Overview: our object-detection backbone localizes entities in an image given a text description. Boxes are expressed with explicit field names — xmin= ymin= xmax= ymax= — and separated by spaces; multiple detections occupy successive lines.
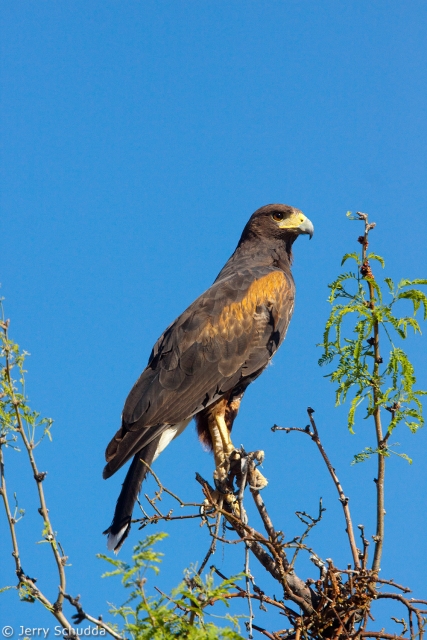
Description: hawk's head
xmin=238 ymin=204 xmax=314 ymax=257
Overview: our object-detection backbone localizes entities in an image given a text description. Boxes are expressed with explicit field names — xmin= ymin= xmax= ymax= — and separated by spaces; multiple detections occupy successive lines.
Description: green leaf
xmin=397 ymin=279 xmax=413 ymax=289
xmin=396 ymin=452 xmax=413 ymax=464
xmin=318 ymin=351 xmax=335 ymax=367
xmin=398 ymin=278 xmax=427 ymax=288
xmin=400 ymin=316 xmax=422 ymax=336
xmin=382 ymin=307 xmax=406 ymax=339
xmin=0 ymin=586 xmax=14 ymax=593
xmin=341 ymin=252 xmax=360 ymax=266
xmin=396 ymin=289 xmax=427 ymax=320
xmin=346 ymin=210 xmax=359 ymax=220
xmin=97 ymin=534 xmax=246 ymax=638
xmin=348 ymin=394 xmax=365 ymax=433
xmin=352 ymin=447 xmax=376 ymax=464
xmin=384 ymin=277 xmax=394 ymax=293
xmin=367 ymin=253 xmax=385 ymax=268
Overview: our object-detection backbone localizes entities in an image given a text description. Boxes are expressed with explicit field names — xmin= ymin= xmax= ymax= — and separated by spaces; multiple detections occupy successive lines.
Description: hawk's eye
xmin=272 ymin=212 xmax=284 ymax=221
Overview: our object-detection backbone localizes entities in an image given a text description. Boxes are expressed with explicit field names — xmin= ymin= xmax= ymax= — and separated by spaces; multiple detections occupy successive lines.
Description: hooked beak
xmin=298 ymin=216 xmax=314 ymax=239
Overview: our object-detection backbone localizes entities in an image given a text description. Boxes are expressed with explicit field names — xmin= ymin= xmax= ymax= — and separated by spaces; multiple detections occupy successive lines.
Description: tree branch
xmin=356 ymin=212 xmax=385 ymax=573
xmin=273 ymin=407 xmax=361 ymax=570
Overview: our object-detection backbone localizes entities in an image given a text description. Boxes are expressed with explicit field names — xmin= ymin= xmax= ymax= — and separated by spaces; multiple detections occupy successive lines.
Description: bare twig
xmin=153 ymin=586 xmax=190 ymax=613
xmin=360 ymin=633 xmax=407 ymax=640
xmin=250 ymin=622 xmax=279 ymax=639
xmin=129 ymin=446 xmax=426 ymax=640
xmin=0 ymin=442 xmax=22 ymax=576
xmin=1 ymin=441 xmax=79 ymax=631
xmin=211 ymin=566 xmax=300 ymax=619
xmin=358 ymin=524 xmax=370 ymax=570
xmin=195 ymin=471 xmax=317 ymax=616
xmin=290 ymin=500 xmax=325 ymax=568
xmin=137 ymin=510 xmax=209 ymax=530
xmin=140 ymin=459 xmax=205 ymax=508
xmin=375 ymin=578 xmax=411 ymax=593
xmin=249 ymin=485 xmax=277 ymax=543
xmin=273 ymin=407 xmax=361 ymax=570
xmin=0 ymin=320 xmax=74 ymax=630
xmin=245 ymin=543 xmax=254 ymax=639
xmin=62 ymin=592 xmax=124 ymax=639
xmin=0 ymin=316 xmax=123 ymax=638
xmin=197 ymin=509 xmax=222 ymax=576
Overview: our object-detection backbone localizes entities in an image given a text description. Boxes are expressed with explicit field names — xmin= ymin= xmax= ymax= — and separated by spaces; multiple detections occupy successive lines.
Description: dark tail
xmin=103 ymin=436 xmax=160 ymax=552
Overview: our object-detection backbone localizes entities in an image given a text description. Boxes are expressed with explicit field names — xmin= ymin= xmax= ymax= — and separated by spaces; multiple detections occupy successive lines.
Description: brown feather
xmin=103 ymin=203 xmax=312 ymax=550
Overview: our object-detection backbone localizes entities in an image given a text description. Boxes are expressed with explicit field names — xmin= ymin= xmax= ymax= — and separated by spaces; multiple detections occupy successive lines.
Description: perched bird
xmin=103 ymin=203 xmax=313 ymax=551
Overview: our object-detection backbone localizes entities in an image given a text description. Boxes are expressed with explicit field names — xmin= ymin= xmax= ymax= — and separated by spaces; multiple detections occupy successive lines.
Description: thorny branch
xmin=273 ymin=407 xmax=360 ymax=570
xmin=2 ymin=208 xmax=425 ymax=640
xmin=133 ymin=410 xmax=426 ymax=640
xmin=0 ymin=314 xmax=121 ymax=639
xmin=1 ymin=319 xmax=67 ymax=612
xmin=134 ymin=458 xmax=210 ymax=532
xmin=62 ymin=593 xmax=124 ymax=640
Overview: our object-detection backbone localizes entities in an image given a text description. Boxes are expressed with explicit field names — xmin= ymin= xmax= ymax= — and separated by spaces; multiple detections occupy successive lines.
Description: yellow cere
xmin=277 ymin=211 xmax=307 ymax=229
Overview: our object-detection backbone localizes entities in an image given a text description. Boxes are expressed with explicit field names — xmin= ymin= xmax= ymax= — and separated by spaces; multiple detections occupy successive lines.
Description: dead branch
xmin=273 ymin=407 xmax=360 ymax=570
xmin=0 ymin=316 xmax=125 ymax=639
xmin=62 ymin=592 xmax=124 ymax=640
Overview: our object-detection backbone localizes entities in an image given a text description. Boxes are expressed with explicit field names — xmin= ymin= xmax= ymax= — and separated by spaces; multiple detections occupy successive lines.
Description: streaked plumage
xmin=104 ymin=203 xmax=313 ymax=550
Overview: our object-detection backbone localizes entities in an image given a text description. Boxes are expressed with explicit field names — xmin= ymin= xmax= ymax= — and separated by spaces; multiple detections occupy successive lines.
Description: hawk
xmin=103 ymin=204 xmax=313 ymax=550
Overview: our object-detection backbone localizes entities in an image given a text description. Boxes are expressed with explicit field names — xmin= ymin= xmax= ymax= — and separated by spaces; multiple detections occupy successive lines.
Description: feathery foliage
xmin=98 ymin=533 xmax=245 ymax=639
xmin=318 ymin=215 xmax=427 ymax=459
xmin=2 ymin=213 xmax=426 ymax=639
xmin=0 ymin=303 xmax=53 ymax=450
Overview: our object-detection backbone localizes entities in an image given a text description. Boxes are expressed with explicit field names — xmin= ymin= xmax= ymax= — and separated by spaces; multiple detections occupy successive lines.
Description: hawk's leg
xmin=205 ymin=410 xmax=241 ymax=514
xmin=207 ymin=411 xmax=236 ymax=485
xmin=197 ymin=395 xmax=268 ymax=492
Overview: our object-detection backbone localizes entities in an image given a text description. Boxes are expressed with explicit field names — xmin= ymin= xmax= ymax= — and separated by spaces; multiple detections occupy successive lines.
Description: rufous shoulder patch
xmin=201 ymin=271 xmax=290 ymax=341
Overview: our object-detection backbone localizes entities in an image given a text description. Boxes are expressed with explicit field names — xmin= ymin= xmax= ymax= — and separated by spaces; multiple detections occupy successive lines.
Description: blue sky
xmin=1 ymin=1 xmax=426 ymax=634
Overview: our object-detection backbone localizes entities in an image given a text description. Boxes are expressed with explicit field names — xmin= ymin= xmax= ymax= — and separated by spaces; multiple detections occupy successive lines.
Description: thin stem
xmin=0 ymin=439 xmax=77 ymax=632
xmin=62 ymin=593 xmax=125 ymax=640
xmin=308 ymin=408 xmax=361 ymax=570
xmin=0 ymin=441 xmax=22 ymax=576
xmin=1 ymin=318 xmax=120 ymax=638
xmin=3 ymin=330 xmax=67 ymax=609
xmin=250 ymin=623 xmax=278 ymax=639
xmin=211 ymin=567 xmax=300 ymax=618
xmin=195 ymin=473 xmax=316 ymax=615
xmin=140 ymin=459 xmax=205 ymax=507
xmin=197 ymin=509 xmax=222 ymax=576
xmin=249 ymin=487 xmax=277 ymax=544
xmin=357 ymin=212 xmax=385 ymax=572
xmin=360 ymin=634 xmax=406 ymax=640
xmin=372 ymin=311 xmax=385 ymax=573
xmin=372 ymin=413 xmax=385 ymax=572
xmin=245 ymin=544 xmax=254 ymax=639
xmin=273 ymin=409 xmax=361 ymax=570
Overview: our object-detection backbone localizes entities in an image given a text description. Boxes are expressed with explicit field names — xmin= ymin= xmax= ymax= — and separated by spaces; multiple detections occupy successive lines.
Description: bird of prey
xmin=103 ymin=203 xmax=313 ymax=551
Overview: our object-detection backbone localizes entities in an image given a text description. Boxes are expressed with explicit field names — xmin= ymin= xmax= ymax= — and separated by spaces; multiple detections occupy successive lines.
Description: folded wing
xmin=103 ymin=267 xmax=295 ymax=478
